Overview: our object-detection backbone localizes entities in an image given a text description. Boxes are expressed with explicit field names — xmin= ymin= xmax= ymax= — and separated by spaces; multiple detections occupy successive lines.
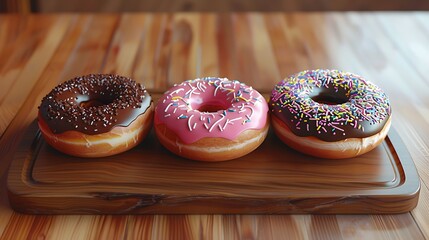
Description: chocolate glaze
xmin=39 ymin=74 xmax=152 ymax=135
xmin=270 ymin=70 xmax=391 ymax=142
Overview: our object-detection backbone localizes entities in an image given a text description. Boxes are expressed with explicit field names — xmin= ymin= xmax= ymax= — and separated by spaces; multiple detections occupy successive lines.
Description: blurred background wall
xmin=2 ymin=0 xmax=429 ymax=13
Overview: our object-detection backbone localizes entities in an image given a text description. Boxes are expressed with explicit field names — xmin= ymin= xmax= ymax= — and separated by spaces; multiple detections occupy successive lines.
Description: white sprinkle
xmin=331 ymin=124 xmax=344 ymax=131
xmin=187 ymin=82 xmax=195 ymax=90
xmin=200 ymin=82 xmax=207 ymax=91
xmin=164 ymin=103 xmax=173 ymax=112
xmin=242 ymin=106 xmax=255 ymax=118
xmin=214 ymin=85 xmax=221 ymax=96
xmin=222 ymin=119 xmax=230 ymax=130
xmin=197 ymin=81 xmax=206 ymax=92
xmin=188 ymin=115 xmax=194 ymax=131
xmin=209 ymin=115 xmax=225 ymax=132
xmin=196 ymin=81 xmax=202 ymax=91
xmin=170 ymin=88 xmax=184 ymax=95
xmin=229 ymin=117 xmax=241 ymax=123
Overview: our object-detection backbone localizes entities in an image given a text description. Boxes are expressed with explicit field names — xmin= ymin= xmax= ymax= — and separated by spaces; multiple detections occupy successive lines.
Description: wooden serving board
xmin=7 ymin=118 xmax=420 ymax=214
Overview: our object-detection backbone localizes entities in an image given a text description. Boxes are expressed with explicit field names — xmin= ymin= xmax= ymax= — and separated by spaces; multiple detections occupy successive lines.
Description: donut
xmin=154 ymin=77 xmax=269 ymax=162
xmin=38 ymin=74 xmax=154 ymax=158
xmin=270 ymin=69 xmax=392 ymax=159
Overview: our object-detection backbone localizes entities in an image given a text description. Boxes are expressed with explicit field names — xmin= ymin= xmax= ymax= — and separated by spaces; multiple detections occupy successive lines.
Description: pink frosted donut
xmin=154 ymin=77 xmax=269 ymax=161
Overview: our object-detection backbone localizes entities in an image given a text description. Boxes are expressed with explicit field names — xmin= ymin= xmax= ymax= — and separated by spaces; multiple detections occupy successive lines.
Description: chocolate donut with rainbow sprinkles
xmin=269 ymin=69 xmax=391 ymax=159
xmin=155 ymin=77 xmax=269 ymax=162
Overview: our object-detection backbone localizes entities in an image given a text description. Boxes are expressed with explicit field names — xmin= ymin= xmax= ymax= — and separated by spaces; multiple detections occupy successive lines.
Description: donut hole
xmin=311 ymin=94 xmax=349 ymax=105
xmin=198 ymin=104 xmax=226 ymax=113
xmin=191 ymin=98 xmax=229 ymax=113
xmin=79 ymin=97 xmax=116 ymax=108
xmin=309 ymin=87 xmax=349 ymax=105
xmin=80 ymin=100 xmax=105 ymax=108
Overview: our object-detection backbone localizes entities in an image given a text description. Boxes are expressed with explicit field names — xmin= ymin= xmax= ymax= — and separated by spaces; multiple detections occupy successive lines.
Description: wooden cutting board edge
xmin=6 ymin=117 xmax=421 ymax=215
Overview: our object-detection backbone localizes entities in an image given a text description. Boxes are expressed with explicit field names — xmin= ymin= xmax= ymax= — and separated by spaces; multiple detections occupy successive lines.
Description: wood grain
xmin=0 ymin=15 xmax=70 ymax=135
xmin=0 ymin=13 xmax=429 ymax=239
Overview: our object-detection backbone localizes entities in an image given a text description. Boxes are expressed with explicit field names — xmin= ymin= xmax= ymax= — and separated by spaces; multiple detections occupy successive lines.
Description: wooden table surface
xmin=0 ymin=12 xmax=428 ymax=239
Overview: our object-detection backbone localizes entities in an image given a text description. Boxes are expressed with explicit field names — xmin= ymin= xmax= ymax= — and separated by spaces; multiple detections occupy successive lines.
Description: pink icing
xmin=155 ymin=77 xmax=269 ymax=144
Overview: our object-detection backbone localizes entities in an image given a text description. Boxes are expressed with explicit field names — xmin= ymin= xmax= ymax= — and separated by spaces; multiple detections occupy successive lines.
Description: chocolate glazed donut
xmin=38 ymin=74 xmax=154 ymax=158
xmin=270 ymin=69 xmax=392 ymax=159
